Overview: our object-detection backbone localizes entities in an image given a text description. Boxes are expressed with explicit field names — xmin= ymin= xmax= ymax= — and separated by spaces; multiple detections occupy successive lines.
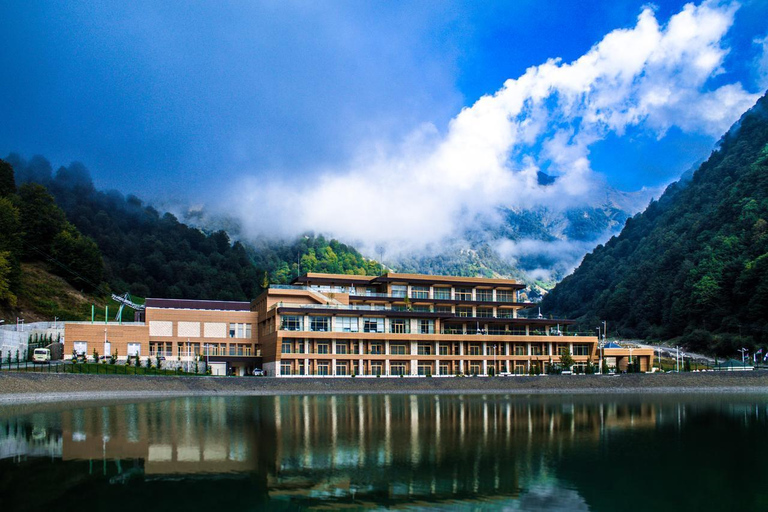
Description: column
xmin=385 ymin=358 xmax=391 ymax=375
xmin=332 ymin=339 xmax=337 ymax=355
xmin=304 ymin=358 xmax=309 ymax=376
xmin=385 ymin=340 xmax=390 ymax=355
xmin=435 ymin=360 xmax=440 ymax=376
xmin=332 ymin=358 xmax=337 ymax=376
xmin=482 ymin=359 xmax=487 ymax=375
xmin=459 ymin=359 xmax=464 ymax=374
xmin=305 ymin=338 xmax=311 ymax=354
xmin=525 ymin=325 xmax=530 ymax=335
xmin=359 ymin=358 xmax=364 ymax=376
xmin=482 ymin=341 xmax=487 ymax=356
xmin=410 ymin=341 xmax=418 ymax=356
xmin=549 ymin=342 xmax=553 ymax=357
xmin=411 ymin=359 xmax=418 ymax=375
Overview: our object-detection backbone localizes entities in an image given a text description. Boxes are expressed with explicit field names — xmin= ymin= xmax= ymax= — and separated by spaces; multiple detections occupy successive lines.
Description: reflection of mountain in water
xmin=0 ymin=395 xmax=766 ymax=510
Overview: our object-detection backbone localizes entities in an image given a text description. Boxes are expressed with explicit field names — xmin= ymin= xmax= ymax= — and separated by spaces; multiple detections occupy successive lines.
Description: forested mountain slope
xmin=541 ymin=91 xmax=768 ymax=355
xmin=3 ymin=155 xmax=380 ymax=310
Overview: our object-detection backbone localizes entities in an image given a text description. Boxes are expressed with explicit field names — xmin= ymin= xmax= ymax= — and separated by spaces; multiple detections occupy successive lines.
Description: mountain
xmin=541 ymin=91 xmax=768 ymax=355
xmin=1 ymin=154 xmax=381 ymax=320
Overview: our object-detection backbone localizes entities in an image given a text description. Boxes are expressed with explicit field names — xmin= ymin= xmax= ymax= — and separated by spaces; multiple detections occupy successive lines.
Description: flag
xmin=757 ymin=348 xmax=763 ymax=355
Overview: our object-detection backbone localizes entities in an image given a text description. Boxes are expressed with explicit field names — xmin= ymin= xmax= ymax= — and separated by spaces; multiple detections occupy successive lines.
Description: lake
xmin=1 ymin=394 xmax=767 ymax=511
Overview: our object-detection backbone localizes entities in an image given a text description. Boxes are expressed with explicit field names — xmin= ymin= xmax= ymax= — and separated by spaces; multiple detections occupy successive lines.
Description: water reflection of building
xmin=59 ymin=398 xmax=265 ymax=475
xmin=0 ymin=395 xmax=661 ymax=508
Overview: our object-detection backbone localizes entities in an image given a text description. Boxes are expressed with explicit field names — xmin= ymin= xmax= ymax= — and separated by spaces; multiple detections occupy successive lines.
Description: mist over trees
xmin=2 ymin=154 xmax=380 ymax=305
xmin=542 ymin=91 xmax=768 ymax=355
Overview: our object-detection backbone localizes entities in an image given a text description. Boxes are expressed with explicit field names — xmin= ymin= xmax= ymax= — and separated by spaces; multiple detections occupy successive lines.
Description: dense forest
xmin=0 ymin=159 xmax=103 ymax=308
xmin=542 ymin=91 xmax=768 ymax=355
xmin=1 ymin=155 xmax=380 ymax=309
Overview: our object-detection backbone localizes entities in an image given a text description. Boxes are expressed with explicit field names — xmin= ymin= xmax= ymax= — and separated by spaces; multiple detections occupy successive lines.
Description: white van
xmin=32 ymin=348 xmax=51 ymax=363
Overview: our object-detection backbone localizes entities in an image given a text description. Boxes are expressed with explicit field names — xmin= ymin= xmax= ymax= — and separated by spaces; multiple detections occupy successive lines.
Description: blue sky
xmin=1 ymin=1 xmax=767 ymax=222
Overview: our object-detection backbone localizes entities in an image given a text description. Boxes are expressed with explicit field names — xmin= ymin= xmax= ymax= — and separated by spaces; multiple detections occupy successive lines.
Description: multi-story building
xmin=65 ymin=298 xmax=259 ymax=375
xmin=254 ymin=272 xmax=601 ymax=376
xmin=65 ymin=272 xmax=651 ymax=376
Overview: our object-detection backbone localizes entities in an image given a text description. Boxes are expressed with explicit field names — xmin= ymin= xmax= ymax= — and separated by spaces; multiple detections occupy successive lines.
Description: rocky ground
xmin=1 ymin=371 xmax=768 ymax=404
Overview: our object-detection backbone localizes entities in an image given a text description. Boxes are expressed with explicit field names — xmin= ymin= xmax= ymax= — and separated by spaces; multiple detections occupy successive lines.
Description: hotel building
xmin=64 ymin=272 xmax=653 ymax=375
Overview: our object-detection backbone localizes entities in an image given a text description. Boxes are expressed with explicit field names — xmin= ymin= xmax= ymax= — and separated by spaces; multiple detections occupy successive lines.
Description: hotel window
xmin=245 ymin=324 xmax=252 ymax=338
xmin=469 ymin=363 xmax=482 ymax=375
xmin=309 ymin=316 xmax=330 ymax=332
xmin=317 ymin=363 xmax=330 ymax=376
xmin=456 ymin=306 xmax=473 ymax=317
xmin=370 ymin=344 xmax=383 ymax=354
xmin=514 ymin=344 xmax=526 ymax=355
xmin=73 ymin=342 xmax=87 ymax=355
xmin=229 ymin=323 xmax=236 ymax=337
xmin=391 ymin=285 xmax=407 ymax=297
xmin=531 ymin=345 xmax=542 ymax=355
xmin=410 ymin=286 xmax=429 ymax=299
xmin=417 ymin=344 xmax=432 ymax=355
xmin=455 ymin=287 xmax=473 ymax=301
xmin=281 ymin=363 xmax=292 ymax=375
xmin=336 ymin=363 xmax=348 ymax=376
xmin=317 ymin=343 xmax=329 ymax=354
xmin=435 ymin=305 xmax=453 ymax=313
xmin=335 ymin=316 xmax=359 ymax=333
xmin=433 ymin=287 xmax=451 ymax=300
xmin=511 ymin=327 xmax=526 ymax=335
xmin=412 ymin=305 xmax=431 ymax=312
xmin=390 ymin=363 xmax=407 ymax=376
xmin=496 ymin=290 xmax=514 ymax=302
xmin=468 ymin=344 xmax=481 ymax=355
xmin=476 ymin=289 xmax=493 ymax=301
xmin=392 ymin=304 xmax=407 ymax=311
xmin=371 ymin=362 xmax=384 ymax=376
xmin=363 ymin=317 xmax=384 ymax=333
xmin=497 ymin=309 xmax=514 ymax=319
xmin=418 ymin=319 xmax=435 ymax=334
xmin=418 ymin=364 xmax=432 ymax=376
xmin=439 ymin=363 xmax=450 ymax=375
xmin=281 ymin=316 xmax=303 ymax=331
xmin=390 ymin=319 xmax=410 ymax=334
xmin=282 ymin=342 xmax=292 ymax=354
xmin=228 ymin=323 xmax=251 ymax=338
xmin=573 ymin=344 xmax=590 ymax=356
xmin=439 ymin=344 xmax=449 ymax=356
xmin=237 ymin=324 xmax=244 ymax=338
xmin=557 ymin=344 xmax=568 ymax=355
xmin=336 ymin=343 xmax=348 ymax=355
xmin=476 ymin=307 xmax=494 ymax=318
xmin=243 ymin=345 xmax=252 ymax=356
xmin=390 ymin=344 xmax=407 ymax=355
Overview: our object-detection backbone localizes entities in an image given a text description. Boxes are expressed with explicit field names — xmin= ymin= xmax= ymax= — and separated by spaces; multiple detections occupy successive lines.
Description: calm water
xmin=1 ymin=394 xmax=767 ymax=511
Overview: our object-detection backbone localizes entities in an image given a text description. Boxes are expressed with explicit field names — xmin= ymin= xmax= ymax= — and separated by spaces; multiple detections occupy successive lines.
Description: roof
xmin=603 ymin=342 xmax=622 ymax=348
xmin=144 ymin=298 xmax=252 ymax=311
xmin=714 ymin=358 xmax=754 ymax=368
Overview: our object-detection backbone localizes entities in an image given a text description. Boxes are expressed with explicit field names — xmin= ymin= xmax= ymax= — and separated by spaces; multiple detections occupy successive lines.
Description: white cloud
xmin=232 ymin=1 xmax=758 ymax=261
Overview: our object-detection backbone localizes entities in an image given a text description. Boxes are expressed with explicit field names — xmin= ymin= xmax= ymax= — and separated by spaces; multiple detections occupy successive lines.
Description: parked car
xmin=32 ymin=348 xmax=51 ymax=363
xmin=252 ymin=368 xmax=265 ymax=376
xmin=498 ymin=371 xmax=513 ymax=377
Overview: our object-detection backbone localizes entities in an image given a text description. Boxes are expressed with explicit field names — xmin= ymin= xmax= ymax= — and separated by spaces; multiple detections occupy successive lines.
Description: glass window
xmin=390 ymin=319 xmax=410 ymax=334
xmin=309 ymin=316 xmax=330 ymax=332
xmin=497 ymin=309 xmax=514 ymax=319
xmin=435 ymin=305 xmax=453 ymax=313
xmin=370 ymin=344 xmax=383 ymax=354
xmin=390 ymin=363 xmax=407 ymax=375
xmin=391 ymin=285 xmax=407 ymax=297
xmin=317 ymin=344 xmax=329 ymax=354
xmin=456 ymin=306 xmax=473 ymax=317
xmin=418 ymin=364 xmax=432 ymax=376
xmin=417 ymin=344 xmax=432 ymax=355
xmin=281 ymin=316 xmax=303 ymax=331
xmin=418 ymin=319 xmax=434 ymax=334
xmin=336 ymin=363 xmax=348 ymax=376
xmin=468 ymin=345 xmax=481 ymax=355
xmin=391 ymin=304 xmax=407 ymax=311
xmin=476 ymin=289 xmax=493 ymax=301
xmin=237 ymin=324 xmax=244 ymax=338
xmin=363 ymin=317 xmax=384 ymax=333
xmin=515 ymin=344 xmax=526 ymax=355
xmin=439 ymin=344 xmax=449 ymax=355
xmin=336 ymin=343 xmax=348 ymax=355
xmin=410 ymin=286 xmax=429 ymax=299
xmin=281 ymin=363 xmax=292 ymax=375
xmin=245 ymin=324 xmax=252 ymax=338
xmin=282 ymin=342 xmax=292 ymax=353
xmin=390 ymin=344 xmax=407 ymax=355
xmin=229 ymin=323 xmax=236 ymax=338
xmin=476 ymin=307 xmax=494 ymax=318
xmin=412 ymin=305 xmax=431 ymax=312
xmin=433 ymin=287 xmax=451 ymax=300
xmin=455 ymin=287 xmax=473 ymax=300
xmin=574 ymin=344 xmax=590 ymax=356
xmin=317 ymin=363 xmax=330 ymax=376
xmin=335 ymin=316 xmax=359 ymax=332
xmin=496 ymin=290 xmax=515 ymax=302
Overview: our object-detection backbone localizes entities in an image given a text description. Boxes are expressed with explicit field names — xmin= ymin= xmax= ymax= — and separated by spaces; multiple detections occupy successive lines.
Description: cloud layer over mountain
xmin=234 ymin=1 xmax=759 ymax=273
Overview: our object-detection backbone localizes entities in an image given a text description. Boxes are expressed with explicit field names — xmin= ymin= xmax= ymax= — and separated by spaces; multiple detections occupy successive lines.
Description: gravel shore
xmin=1 ymin=371 xmax=768 ymax=404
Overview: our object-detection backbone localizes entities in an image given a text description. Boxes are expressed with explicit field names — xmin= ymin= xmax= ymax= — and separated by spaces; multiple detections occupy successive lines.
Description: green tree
xmin=50 ymin=224 xmax=104 ymax=290
xmin=0 ymin=251 xmax=17 ymax=306
xmin=0 ymin=159 xmax=16 ymax=197
xmin=18 ymin=183 xmax=66 ymax=256
xmin=559 ymin=349 xmax=575 ymax=371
